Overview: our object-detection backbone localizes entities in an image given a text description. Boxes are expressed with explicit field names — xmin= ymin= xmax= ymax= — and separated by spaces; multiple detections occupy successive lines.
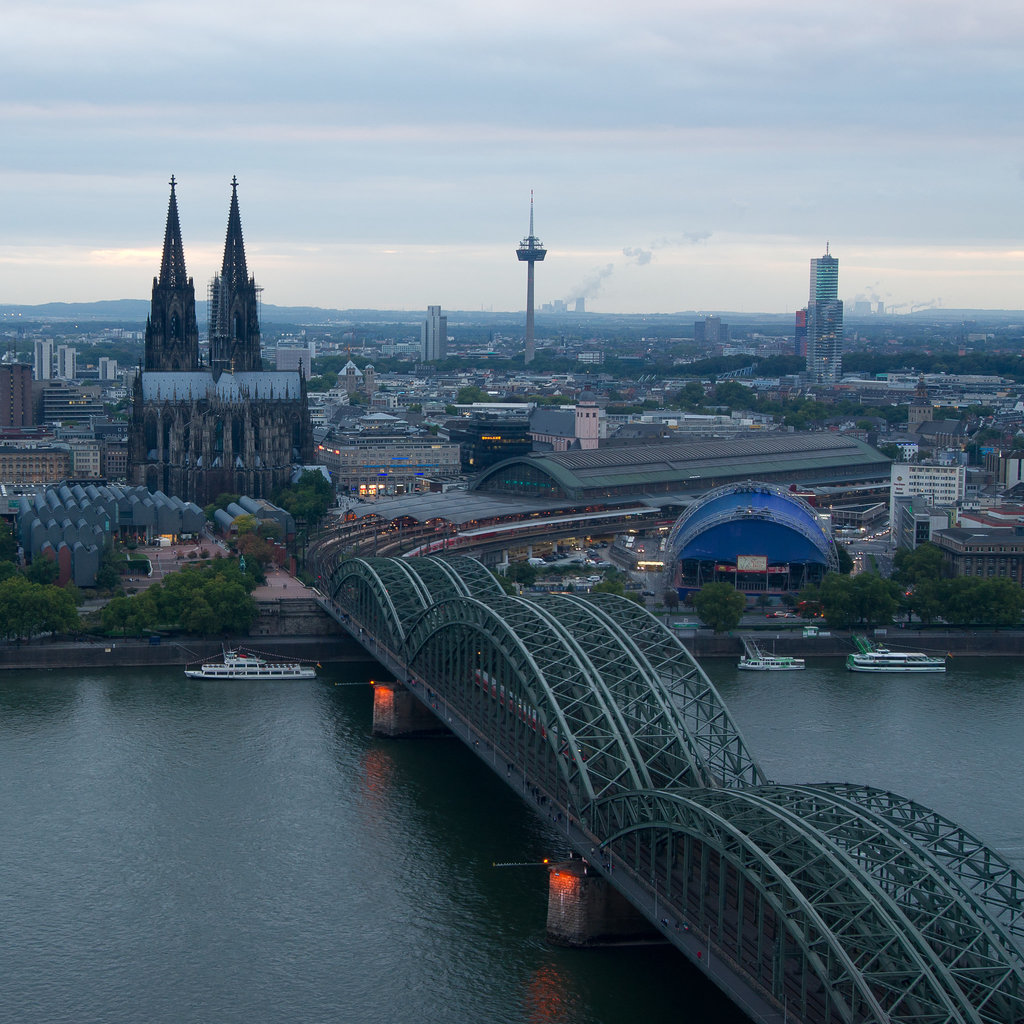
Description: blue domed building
xmin=666 ymin=481 xmax=839 ymax=596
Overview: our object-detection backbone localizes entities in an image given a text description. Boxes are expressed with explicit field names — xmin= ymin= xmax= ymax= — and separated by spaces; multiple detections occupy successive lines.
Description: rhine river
xmin=3 ymin=654 xmax=1023 ymax=1024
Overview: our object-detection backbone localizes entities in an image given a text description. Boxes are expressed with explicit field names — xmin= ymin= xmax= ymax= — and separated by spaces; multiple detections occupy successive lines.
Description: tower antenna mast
xmin=515 ymin=190 xmax=547 ymax=366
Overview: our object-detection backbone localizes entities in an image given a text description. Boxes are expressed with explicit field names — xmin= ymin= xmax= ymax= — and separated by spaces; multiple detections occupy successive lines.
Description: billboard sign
xmin=736 ymin=555 xmax=768 ymax=572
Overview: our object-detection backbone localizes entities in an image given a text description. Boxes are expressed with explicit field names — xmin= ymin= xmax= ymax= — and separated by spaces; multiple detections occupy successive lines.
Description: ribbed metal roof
xmin=474 ymin=432 xmax=890 ymax=497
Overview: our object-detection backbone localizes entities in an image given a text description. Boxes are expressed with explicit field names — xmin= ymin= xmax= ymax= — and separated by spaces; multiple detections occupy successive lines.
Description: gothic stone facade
xmin=130 ymin=178 xmax=311 ymax=506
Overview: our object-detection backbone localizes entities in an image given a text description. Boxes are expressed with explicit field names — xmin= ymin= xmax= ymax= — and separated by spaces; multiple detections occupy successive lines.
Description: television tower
xmin=515 ymin=191 xmax=546 ymax=365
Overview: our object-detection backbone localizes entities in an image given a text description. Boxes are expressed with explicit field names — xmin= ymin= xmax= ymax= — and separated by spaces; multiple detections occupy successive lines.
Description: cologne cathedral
xmin=129 ymin=177 xmax=311 ymax=506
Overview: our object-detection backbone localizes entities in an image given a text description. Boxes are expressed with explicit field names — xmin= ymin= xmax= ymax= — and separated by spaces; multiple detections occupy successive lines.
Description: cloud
xmin=623 ymin=246 xmax=653 ymax=266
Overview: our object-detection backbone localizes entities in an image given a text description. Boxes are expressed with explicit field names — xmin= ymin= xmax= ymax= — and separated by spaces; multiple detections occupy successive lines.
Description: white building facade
xmin=889 ymin=462 xmax=966 ymax=527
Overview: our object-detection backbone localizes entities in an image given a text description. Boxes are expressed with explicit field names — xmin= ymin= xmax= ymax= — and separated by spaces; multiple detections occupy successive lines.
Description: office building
xmin=421 ymin=305 xmax=447 ymax=362
xmin=794 ymin=308 xmax=807 ymax=358
xmin=56 ymin=345 xmax=77 ymax=380
xmin=0 ymin=364 xmax=34 ymax=427
xmin=694 ymin=316 xmax=729 ymax=344
xmin=33 ymin=339 xmax=53 ymax=380
xmin=98 ymin=357 xmax=118 ymax=381
xmin=889 ymin=462 xmax=966 ymax=527
xmin=805 ymin=249 xmax=843 ymax=384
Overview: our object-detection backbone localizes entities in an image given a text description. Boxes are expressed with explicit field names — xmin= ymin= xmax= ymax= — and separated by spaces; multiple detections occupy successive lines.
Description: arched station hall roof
xmin=666 ymin=480 xmax=839 ymax=570
xmin=471 ymin=432 xmax=890 ymax=503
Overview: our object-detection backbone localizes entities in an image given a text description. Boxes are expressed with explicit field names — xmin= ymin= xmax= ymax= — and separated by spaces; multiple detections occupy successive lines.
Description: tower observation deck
xmin=516 ymin=191 xmax=546 ymax=365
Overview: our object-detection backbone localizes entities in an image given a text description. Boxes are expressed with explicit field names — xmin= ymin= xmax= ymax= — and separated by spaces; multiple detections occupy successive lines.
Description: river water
xmin=2 ymin=655 xmax=1022 ymax=1024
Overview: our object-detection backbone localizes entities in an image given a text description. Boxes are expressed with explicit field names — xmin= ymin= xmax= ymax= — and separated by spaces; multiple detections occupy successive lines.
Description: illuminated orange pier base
xmin=371 ymin=682 xmax=447 ymax=738
xmin=546 ymin=860 xmax=656 ymax=947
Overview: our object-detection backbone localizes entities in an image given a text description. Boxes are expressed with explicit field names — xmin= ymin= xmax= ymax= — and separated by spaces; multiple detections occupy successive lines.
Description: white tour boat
xmin=738 ymin=636 xmax=806 ymax=671
xmin=185 ymin=649 xmax=317 ymax=680
xmin=738 ymin=652 xmax=806 ymax=672
xmin=846 ymin=637 xmax=945 ymax=674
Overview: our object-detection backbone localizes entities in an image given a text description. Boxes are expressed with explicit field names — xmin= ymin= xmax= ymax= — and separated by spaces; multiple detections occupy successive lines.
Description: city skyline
xmin=2 ymin=1 xmax=1023 ymax=315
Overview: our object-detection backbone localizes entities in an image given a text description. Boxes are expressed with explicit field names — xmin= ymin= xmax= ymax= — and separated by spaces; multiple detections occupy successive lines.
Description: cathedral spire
xmin=220 ymin=175 xmax=250 ymax=291
xmin=145 ymin=175 xmax=200 ymax=371
xmin=209 ymin=176 xmax=262 ymax=376
xmin=159 ymin=175 xmax=189 ymax=289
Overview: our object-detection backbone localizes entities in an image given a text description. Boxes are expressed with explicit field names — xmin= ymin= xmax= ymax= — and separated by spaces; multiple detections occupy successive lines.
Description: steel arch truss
xmin=582 ymin=593 xmax=764 ymax=788
xmin=333 ymin=555 xmax=763 ymax=812
xmin=326 ymin=555 xmax=1024 ymax=1024
xmin=597 ymin=786 xmax=1024 ymax=1024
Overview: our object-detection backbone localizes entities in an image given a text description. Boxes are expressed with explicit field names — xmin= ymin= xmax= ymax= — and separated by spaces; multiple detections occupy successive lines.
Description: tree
xmin=835 ymin=545 xmax=854 ymax=575
xmin=274 ymin=470 xmax=333 ymax=530
xmin=506 ymin=562 xmax=538 ymax=586
xmin=95 ymin=548 xmax=123 ymax=591
xmin=0 ymin=519 xmax=16 ymax=563
xmin=456 ymin=385 xmax=490 ymax=404
xmin=232 ymin=513 xmax=259 ymax=537
xmin=892 ymin=542 xmax=945 ymax=587
xmin=693 ymin=582 xmax=746 ymax=633
xmin=662 ymin=589 xmax=680 ymax=612
xmin=818 ymin=572 xmax=898 ymax=628
xmin=25 ymin=557 xmax=58 ymax=585
xmin=204 ymin=493 xmax=241 ymax=522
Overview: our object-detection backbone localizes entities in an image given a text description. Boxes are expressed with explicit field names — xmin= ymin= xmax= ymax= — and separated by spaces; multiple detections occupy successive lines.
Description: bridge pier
xmin=546 ymin=860 xmax=658 ymax=947
xmin=371 ymin=682 xmax=447 ymax=738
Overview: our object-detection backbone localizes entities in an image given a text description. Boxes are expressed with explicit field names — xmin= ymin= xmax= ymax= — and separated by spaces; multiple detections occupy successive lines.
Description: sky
xmin=2 ymin=0 xmax=1024 ymax=315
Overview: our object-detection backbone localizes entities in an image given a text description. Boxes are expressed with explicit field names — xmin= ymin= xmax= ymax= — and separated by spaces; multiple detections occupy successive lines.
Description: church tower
xmin=908 ymin=375 xmax=933 ymax=429
xmin=209 ymin=177 xmax=263 ymax=376
xmin=144 ymin=177 xmax=200 ymax=371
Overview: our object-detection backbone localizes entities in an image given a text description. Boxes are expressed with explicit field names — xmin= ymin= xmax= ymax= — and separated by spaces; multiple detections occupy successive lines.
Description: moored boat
xmin=738 ymin=653 xmax=806 ymax=671
xmin=185 ymin=649 xmax=317 ymax=680
xmin=846 ymin=636 xmax=945 ymax=673
xmin=738 ymin=636 xmax=805 ymax=671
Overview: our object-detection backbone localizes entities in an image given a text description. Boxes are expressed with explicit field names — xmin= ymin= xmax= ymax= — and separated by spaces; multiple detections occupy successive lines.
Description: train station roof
xmin=472 ymin=432 xmax=891 ymax=502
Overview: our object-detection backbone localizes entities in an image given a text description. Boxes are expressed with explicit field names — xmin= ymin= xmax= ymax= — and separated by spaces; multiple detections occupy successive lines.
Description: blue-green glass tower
xmin=806 ymin=247 xmax=843 ymax=384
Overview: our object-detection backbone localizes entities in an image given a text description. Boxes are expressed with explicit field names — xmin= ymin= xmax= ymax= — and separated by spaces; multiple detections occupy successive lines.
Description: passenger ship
xmin=846 ymin=636 xmax=945 ymax=674
xmin=185 ymin=649 xmax=317 ymax=680
xmin=738 ymin=637 xmax=805 ymax=671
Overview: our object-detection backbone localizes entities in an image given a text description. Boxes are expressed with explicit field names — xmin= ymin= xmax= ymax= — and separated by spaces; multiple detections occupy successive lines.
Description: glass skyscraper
xmin=806 ymin=250 xmax=843 ymax=384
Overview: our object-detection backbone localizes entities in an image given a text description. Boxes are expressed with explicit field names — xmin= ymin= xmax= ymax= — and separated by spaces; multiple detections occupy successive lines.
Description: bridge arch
xmin=596 ymin=786 xmax=1024 ymax=1024
xmin=319 ymin=554 xmax=1024 ymax=1023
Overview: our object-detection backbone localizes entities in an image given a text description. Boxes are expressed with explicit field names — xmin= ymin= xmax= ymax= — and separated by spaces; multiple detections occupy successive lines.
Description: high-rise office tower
xmin=56 ymin=345 xmax=77 ymax=380
xmin=421 ymin=305 xmax=447 ymax=362
xmin=33 ymin=339 xmax=53 ymax=380
xmin=806 ymin=248 xmax=843 ymax=384
xmin=794 ymin=308 xmax=807 ymax=358
xmin=98 ymin=357 xmax=118 ymax=381
xmin=694 ymin=316 xmax=729 ymax=344
xmin=0 ymin=364 xmax=33 ymax=426
xmin=515 ymin=192 xmax=546 ymax=365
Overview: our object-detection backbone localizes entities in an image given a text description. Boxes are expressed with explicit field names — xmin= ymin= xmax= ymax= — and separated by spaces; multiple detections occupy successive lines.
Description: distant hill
xmin=1 ymin=300 xmax=1022 ymax=329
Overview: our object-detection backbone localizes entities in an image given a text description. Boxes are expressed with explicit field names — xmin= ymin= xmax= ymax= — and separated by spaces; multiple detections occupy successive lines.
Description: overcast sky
xmin=2 ymin=0 xmax=1023 ymax=315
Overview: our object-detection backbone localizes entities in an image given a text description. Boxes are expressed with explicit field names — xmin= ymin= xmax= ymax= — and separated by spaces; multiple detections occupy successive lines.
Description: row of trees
xmin=101 ymin=557 xmax=258 ymax=636
xmin=681 ymin=547 xmax=1024 ymax=633
xmin=0 ymin=576 xmax=80 ymax=641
